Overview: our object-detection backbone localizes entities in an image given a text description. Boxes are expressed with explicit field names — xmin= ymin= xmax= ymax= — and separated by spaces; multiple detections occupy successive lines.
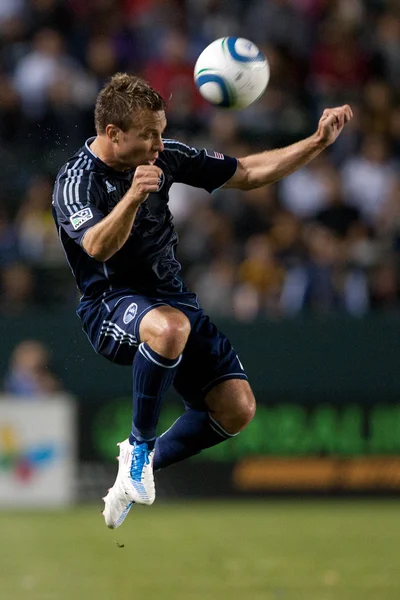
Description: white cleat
xmin=102 ymin=439 xmax=155 ymax=529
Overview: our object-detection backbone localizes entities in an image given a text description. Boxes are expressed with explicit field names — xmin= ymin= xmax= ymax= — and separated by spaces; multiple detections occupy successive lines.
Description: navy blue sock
xmin=129 ymin=342 xmax=181 ymax=449
xmin=153 ymin=409 xmax=238 ymax=470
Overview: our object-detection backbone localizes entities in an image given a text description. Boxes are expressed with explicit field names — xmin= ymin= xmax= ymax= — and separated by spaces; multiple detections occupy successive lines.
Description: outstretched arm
xmin=223 ymin=105 xmax=353 ymax=191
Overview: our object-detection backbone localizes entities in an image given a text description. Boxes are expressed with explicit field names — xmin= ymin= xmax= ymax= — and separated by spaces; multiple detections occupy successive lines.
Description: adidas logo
xmin=105 ymin=180 xmax=117 ymax=193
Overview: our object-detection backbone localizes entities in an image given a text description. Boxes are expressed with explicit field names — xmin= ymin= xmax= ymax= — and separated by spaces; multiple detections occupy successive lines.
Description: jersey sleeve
xmin=161 ymin=140 xmax=237 ymax=193
xmin=52 ymin=167 xmax=105 ymax=247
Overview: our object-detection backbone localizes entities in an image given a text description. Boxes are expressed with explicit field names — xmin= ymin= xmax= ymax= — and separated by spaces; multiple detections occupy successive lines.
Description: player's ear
xmin=105 ymin=124 xmax=120 ymax=144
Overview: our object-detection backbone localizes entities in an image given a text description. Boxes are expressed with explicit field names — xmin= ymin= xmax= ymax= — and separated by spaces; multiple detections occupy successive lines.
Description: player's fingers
xmin=321 ymin=108 xmax=341 ymax=127
xmin=320 ymin=113 xmax=338 ymax=128
xmin=133 ymin=169 xmax=162 ymax=187
xmin=334 ymin=112 xmax=344 ymax=128
xmin=334 ymin=105 xmax=353 ymax=125
xmin=135 ymin=165 xmax=163 ymax=178
xmin=137 ymin=170 xmax=160 ymax=181
xmin=342 ymin=104 xmax=353 ymax=122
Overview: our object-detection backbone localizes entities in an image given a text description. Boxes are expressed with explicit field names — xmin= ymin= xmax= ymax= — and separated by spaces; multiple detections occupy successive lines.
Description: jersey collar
xmin=84 ymin=137 xmax=134 ymax=179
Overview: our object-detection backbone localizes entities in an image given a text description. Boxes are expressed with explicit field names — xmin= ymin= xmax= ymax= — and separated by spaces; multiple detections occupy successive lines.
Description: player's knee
xmin=145 ymin=310 xmax=190 ymax=356
xmin=160 ymin=313 xmax=191 ymax=346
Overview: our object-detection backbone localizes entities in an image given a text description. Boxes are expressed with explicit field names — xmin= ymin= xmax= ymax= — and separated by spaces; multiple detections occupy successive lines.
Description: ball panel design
xmin=195 ymin=73 xmax=234 ymax=107
xmin=194 ymin=37 xmax=270 ymax=109
xmin=224 ymin=37 xmax=265 ymax=63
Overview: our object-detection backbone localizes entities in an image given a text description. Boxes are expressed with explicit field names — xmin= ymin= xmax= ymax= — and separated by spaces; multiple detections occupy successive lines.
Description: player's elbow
xmin=82 ymin=234 xmax=113 ymax=262
xmin=87 ymin=246 xmax=113 ymax=262
xmin=89 ymin=248 xmax=111 ymax=262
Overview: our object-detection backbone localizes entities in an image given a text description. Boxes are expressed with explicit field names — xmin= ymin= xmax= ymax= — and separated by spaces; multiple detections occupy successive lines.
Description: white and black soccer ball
xmin=194 ymin=37 xmax=270 ymax=110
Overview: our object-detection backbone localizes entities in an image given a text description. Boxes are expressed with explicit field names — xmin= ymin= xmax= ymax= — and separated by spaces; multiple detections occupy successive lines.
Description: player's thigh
xmin=205 ymin=378 xmax=256 ymax=432
xmin=94 ymin=293 xmax=169 ymax=365
xmin=172 ymin=310 xmax=248 ymax=409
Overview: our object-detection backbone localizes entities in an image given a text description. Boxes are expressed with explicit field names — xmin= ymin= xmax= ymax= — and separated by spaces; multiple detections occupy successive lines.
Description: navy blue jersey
xmin=52 ymin=138 xmax=237 ymax=299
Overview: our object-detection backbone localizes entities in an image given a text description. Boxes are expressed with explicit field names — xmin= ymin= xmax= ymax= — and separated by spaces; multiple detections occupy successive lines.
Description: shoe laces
xmin=130 ymin=443 xmax=150 ymax=482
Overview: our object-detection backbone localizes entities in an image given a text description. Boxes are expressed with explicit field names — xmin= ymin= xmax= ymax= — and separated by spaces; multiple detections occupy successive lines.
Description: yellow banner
xmin=233 ymin=457 xmax=400 ymax=490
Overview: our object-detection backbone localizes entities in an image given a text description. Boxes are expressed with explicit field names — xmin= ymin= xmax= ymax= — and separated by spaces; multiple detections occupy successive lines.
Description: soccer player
xmin=52 ymin=73 xmax=352 ymax=528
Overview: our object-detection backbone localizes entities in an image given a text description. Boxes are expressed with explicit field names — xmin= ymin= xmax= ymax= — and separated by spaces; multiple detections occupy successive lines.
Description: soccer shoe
xmin=102 ymin=486 xmax=134 ymax=530
xmin=102 ymin=439 xmax=155 ymax=529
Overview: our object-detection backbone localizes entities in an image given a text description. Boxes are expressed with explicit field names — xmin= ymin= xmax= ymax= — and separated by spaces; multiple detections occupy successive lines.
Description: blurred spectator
xmin=340 ymin=133 xmax=398 ymax=225
xmin=3 ymin=339 xmax=62 ymax=396
xmin=361 ymin=79 xmax=394 ymax=136
xmin=238 ymin=234 xmax=285 ymax=318
xmin=13 ymin=27 xmax=92 ymax=120
xmin=14 ymin=28 xmax=68 ymax=118
xmin=373 ymin=10 xmax=400 ymax=93
xmin=281 ymin=224 xmax=369 ymax=316
xmin=0 ymin=207 xmax=20 ymax=267
xmin=309 ymin=18 xmax=370 ymax=109
xmin=26 ymin=0 xmax=74 ymax=36
xmin=369 ymin=260 xmax=400 ymax=312
xmin=0 ymin=0 xmax=399 ymax=319
xmin=15 ymin=174 xmax=62 ymax=265
xmin=0 ymin=0 xmax=25 ymax=25
xmin=0 ymin=263 xmax=38 ymax=315
xmin=143 ymin=28 xmax=202 ymax=131
xmin=268 ymin=209 xmax=304 ymax=268
xmin=245 ymin=0 xmax=312 ymax=59
xmin=0 ymin=74 xmax=24 ymax=145
xmin=192 ymin=256 xmax=236 ymax=317
xmin=187 ymin=0 xmax=242 ymax=43
xmin=313 ymin=166 xmax=362 ymax=238
xmin=279 ymin=156 xmax=333 ymax=219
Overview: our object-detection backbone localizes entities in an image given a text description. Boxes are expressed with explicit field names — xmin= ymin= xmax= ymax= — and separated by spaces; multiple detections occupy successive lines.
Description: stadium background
xmin=0 ymin=1 xmax=400 ymax=599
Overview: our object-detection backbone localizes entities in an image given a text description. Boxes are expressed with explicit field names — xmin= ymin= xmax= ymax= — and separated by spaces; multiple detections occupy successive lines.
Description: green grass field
xmin=0 ymin=500 xmax=399 ymax=600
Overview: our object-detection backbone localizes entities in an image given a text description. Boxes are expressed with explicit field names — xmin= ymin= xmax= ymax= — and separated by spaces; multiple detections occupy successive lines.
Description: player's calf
xmin=206 ymin=379 xmax=256 ymax=434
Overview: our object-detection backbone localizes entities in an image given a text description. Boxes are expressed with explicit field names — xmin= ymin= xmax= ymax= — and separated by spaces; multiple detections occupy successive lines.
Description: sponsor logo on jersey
xmin=157 ymin=171 xmax=165 ymax=191
xmin=205 ymin=149 xmax=224 ymax=160
xmin=105 ymin=180 xmax=117 ymax=193
xmin=123 ymin=302 xmax=138 ymax=324
xmin=70 ymin=207 xmax=93 ymax=230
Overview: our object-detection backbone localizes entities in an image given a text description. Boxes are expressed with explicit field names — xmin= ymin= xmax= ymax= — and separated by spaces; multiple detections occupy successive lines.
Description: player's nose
xmin=153 ymin=136 xmax=164 ymax=153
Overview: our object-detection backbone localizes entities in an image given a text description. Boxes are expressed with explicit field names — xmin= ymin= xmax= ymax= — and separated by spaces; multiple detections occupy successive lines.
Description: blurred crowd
xmin=0 ymin=0 xmax=400 ymax=320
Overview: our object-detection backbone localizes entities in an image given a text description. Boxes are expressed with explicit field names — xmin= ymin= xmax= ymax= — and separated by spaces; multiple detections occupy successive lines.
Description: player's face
xmin=115 ymin=110 xmax=167 ymax=169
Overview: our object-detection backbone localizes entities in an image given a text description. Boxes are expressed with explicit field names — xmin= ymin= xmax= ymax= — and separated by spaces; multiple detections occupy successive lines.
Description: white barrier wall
xmin=0 ymin=395 xmax=77 ymax=508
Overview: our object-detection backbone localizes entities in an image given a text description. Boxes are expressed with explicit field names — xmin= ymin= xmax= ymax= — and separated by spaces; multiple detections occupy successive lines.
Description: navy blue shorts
xmin=77 ymin=290 xmax=248 ymax=410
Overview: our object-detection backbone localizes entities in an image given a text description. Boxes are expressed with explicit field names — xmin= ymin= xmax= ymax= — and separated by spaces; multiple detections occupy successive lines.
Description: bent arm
xmin=223 ymin=104 xmax=353 ymax=191
xmin=82 ymin=193 xmax=141 ymax=262
xmin=82 ymin=164 xmax=162 ymax=262
xmin=225 ymin=134 xmax=324 ymax=190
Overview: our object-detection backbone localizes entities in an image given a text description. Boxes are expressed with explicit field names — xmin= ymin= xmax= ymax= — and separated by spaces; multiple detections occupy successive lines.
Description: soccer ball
xmin=194 ymin=37 xmax=270 ymax=110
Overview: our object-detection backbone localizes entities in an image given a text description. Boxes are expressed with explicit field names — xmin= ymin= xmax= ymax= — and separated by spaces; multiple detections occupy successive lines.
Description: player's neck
xmin=89 ymin=137 xmax=123 ymax=171
xmin=89 ymin=137 xmax=111 ymax=165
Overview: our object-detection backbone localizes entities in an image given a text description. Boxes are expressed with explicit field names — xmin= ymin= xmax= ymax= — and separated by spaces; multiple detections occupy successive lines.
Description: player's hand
xmin=316 ymin=105 xmax=353 ymax=147
xmin=129 ymin=165 xmax=163 ymax=204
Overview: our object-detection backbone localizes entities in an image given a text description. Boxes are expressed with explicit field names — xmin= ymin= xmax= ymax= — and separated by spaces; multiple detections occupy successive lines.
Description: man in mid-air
xmin=52 ymin=72 xmax=352 ymax=528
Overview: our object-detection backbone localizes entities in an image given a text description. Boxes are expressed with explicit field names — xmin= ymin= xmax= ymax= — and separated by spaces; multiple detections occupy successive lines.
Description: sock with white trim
xmin=129 ymin=342 xmax=181 ymax=449
xmin=153 ymin=409 xmax=238 ymax=470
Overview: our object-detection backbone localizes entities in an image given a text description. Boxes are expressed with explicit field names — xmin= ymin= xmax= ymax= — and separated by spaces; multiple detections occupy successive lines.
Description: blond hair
xmin=94 ymin=73 xmax=166 ymax=134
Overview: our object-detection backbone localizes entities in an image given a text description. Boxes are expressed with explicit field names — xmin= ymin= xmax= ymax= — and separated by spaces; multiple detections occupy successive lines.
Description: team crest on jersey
xmin=123 ymin=302 xmax=138 ymax=324
xmin=157 ymin=171 xmax=165 ymax=191
xmin=70 ymin=207 xmax=93 ymax=230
